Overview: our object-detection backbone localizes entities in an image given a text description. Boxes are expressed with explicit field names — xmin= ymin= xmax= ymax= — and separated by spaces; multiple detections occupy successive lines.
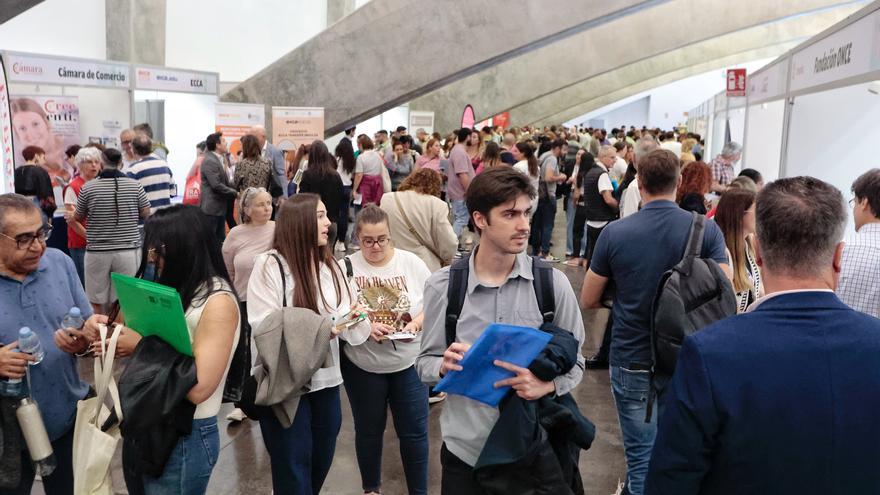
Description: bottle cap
xmin=69 ymin=307 xmax=81 ymax=317
xmin=19 ymin=327 xmax=32 ymax=337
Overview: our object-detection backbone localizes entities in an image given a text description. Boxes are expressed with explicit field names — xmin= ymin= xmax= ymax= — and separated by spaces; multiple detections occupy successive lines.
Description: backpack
xmin=649 ymin=213 xmax=736 ymax=393
xmin=445 ymin=255 xmax=555 ymax=347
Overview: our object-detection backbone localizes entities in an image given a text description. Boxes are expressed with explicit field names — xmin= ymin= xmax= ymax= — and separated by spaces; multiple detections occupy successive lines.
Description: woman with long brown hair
xmin=247 ymin=193 xmax=370 ymax=494
xmin=714 ymin=188 xmax=763 ymax=313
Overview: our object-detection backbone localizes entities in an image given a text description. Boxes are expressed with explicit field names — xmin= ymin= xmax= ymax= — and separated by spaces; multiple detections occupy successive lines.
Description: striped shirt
xmin=127 ymin=157 xmax=173 ymax=213
xmin=837 ymin=223 xmax=880 ymax=318
xmin=75 ymin=174 xmax=149 ymax=251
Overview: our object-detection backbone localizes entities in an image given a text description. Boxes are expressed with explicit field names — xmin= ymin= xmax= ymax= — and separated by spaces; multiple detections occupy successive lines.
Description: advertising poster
xmin=271 ymin=107 xmax=324 ymax=151
xmin=215 ymin=102 xmax=265 ymax=157
xmin=0 ymin=55 xmax=14 ymax=194
xmin=10 ymin=95 xmax=80 ymax=174
xmin=408 ymin=110 xmax=435 ymax=135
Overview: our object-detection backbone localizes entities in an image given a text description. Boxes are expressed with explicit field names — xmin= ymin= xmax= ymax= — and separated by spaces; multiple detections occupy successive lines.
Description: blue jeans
xmin=450 ymin=199 xmax=469 ymax=239
xmin=259 ymin=386 xmax=342 ymax=495
xmin=141 ymin=416 xmax=219 ymax=495
xmin=532 ymin=196 xmax=557 ymax=255
xmin=341 ymin=353 xmax=429 ymax=495
xmin=610 ymin=366 xmax=661 ymax=495
xmin=69 ymin=248 xmax=86 ymax=287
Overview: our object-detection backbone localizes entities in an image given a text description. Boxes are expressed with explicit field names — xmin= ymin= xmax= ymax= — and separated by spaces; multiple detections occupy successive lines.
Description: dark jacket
xmin=678 ymin=192 xmax=707 ymax=215
xmin=119 ymin=336 xmax=197 ymax=481
xmin=647 ymin=292 xmax=880 ymax=494
xmin=199 ymin=151 xmax=237 ymax=217
xmin=474 ymin=323 xmax=595 ymax=495
xmin=298 ymin=169 xmax=344 ymax=224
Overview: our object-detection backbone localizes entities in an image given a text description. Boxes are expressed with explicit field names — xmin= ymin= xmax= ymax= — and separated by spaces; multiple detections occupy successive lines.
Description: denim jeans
xmin=341 ymin=353 xmax=429 ymax=495
xmin=141 ymin=416 xmax=219 ymax=495
xmin=532 ymin=196 xmax=557 ymax=255
xmin=69 ymin=247 xmax=86 ymax=287
xmin=610 ymin=366 xmax=661 ymax=495
xmin=451 ymin=199 xmax=469 ymax=239
xmin=259 ymin=386 xmax=342 ymax=495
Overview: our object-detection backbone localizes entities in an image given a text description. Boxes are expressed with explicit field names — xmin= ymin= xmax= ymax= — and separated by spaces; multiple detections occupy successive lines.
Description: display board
xmin=215 ymin=102 xmax=265 ymax=156
xmin=409 ymin=110 xmax=434 ymax=134
xmin=134 ymin=66 xmax=218 ymax=94
xmin=10 ymin=95 xmax=80 ymax=170
xmin=0 ymin=55 xmax=13 ymax=194
xmin=272 ymin=106 xmax=324 ymax=151
xmin=4 ymin=52 xmax=129 ymax=89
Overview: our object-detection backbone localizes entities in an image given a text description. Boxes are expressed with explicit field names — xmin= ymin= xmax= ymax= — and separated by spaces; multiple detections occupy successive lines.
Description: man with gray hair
xmin=648 ymin=176 xmax=880 ymax=493
xmin=709 ymin=141 xmax=742 ymax=193
xmin=619 ymin=134 xmax=659 ymax=218
xmin=250 ymin=125 xmax=287 ymax=199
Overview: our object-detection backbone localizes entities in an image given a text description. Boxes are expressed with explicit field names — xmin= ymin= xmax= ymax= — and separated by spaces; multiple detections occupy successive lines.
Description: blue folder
xmin=434 ymin=324 xmax=551 ymax=407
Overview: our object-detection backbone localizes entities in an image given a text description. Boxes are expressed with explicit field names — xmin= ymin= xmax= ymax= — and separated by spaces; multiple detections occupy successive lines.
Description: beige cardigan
xmin=380 ymin=191 xmax=458 ymax=272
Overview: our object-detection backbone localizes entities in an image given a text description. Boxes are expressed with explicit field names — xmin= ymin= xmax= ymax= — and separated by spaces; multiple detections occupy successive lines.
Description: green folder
xmin=111 ymin=272 xmax=193 ymax=356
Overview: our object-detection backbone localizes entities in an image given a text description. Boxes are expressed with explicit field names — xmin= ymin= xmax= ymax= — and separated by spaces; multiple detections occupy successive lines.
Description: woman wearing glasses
xmin=341 ymin=205 xmax=432 ymax=495
xmin=73 ymin=148 xmax=151 ymax=314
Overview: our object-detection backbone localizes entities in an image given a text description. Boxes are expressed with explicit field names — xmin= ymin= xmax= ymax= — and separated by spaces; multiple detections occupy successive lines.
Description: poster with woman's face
xmin=11 ymin=96 xmax=80 ymax=173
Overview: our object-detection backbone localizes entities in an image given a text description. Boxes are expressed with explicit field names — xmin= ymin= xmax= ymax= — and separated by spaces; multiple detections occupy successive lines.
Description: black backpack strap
xmin=270 ymin=253 xmax=287 ymax=307
xmin=678 ymin=212 xmax=706 ymax=276
xmin=343 ymin=256 xmax=353 ymax=280
xmin=445 ymin=255 xmax=471 ymax=348
xmin=531 ymin=256 xmax=556 ymax=324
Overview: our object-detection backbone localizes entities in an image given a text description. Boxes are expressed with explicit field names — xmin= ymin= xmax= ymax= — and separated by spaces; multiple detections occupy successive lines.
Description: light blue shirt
xmin=0 ymin=248 xmax=92 ymax=440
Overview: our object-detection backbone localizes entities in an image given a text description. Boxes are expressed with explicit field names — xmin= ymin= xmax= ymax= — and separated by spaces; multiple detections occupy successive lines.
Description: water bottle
xmin=16 ymin=397 xmax=57 ymax=476
xmin=0 ymin=349 xmax=27 ymax=398
xmin=18 ymin=327 xmax=44 ymax=365
xmin=61 ymin=307 xmax=85 ymax=331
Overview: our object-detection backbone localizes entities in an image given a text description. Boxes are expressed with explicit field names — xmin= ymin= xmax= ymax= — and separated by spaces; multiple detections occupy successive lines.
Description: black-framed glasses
xmin=848 ymin=197 xmax=857 ymax=207
xmin=0 ymin=226 xmax=52 ymax=250
xmin=360 ymin=237 xmax=391 ymax=248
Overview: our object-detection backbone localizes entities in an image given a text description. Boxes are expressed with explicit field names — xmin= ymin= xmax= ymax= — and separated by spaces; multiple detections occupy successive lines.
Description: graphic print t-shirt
xmin=344 ymin=249 xmax=432 ymax=374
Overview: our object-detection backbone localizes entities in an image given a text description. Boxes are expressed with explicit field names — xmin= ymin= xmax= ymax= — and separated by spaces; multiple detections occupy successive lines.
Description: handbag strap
xmin=91 ymin=323 xmax=121 ymax=425
xmin=270 ymin=253 xmax=288 ymax=307
xmin=393 ymin=193 xmax=448 ymax=266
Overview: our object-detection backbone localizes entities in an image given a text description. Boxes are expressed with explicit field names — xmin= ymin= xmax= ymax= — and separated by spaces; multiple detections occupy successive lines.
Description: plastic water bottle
xmin=18 ymin=327 xmax=44 ymax=365
xmin=0 ymin=349 xmax=27 ymax=398
xmin=61 ymin=307 xmax=85 ymax=331
xmin=16 ymin=397 xmax=56 ymax=476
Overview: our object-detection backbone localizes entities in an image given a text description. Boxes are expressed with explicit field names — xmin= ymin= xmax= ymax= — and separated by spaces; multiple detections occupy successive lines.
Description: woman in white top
xmin=108 ymin=205 xmax=240 ymax=494
xmin=341 ymin=205 xmax=432 ymax=495
xmin=335 ymin=138 xmax=357 ymax=251
xmin=353 ymin=135 xmax=386 ymax=207
xmin=247 ymin=193 xmax=370 ymax=495
xmin=512 ymin=141 xmax=540 ymax=213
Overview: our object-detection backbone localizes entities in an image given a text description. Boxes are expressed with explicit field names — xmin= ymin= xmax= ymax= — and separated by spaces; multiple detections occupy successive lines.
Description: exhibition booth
xmin=688 ymin=0 xmax=880 ymax=238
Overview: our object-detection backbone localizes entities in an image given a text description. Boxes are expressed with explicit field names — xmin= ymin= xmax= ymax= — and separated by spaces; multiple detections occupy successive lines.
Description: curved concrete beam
xmin=534 ymin=43 xmax=798 ymax=127
xmin=411 ymin=0 xmax=862 ymax=132
xmin=509 ymin=5 xmax=858 ymax=126
xmin=220 ymin=0 xmax=662 ymax=135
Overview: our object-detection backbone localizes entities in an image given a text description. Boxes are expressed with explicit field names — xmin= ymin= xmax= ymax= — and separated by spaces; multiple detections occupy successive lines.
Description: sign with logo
xmin=408 ymin=111 xmax=434 ymax=135
xmin=726 ymin=68 xmax=747 ymax=97
xmin=215 ymin=102 xmax=266 ymax=156
xmin=134 ymin=66 xmax=218 ymax=94
xmin=0 ymin=55 xmax=14 ymax=194
xmin=5 ymin=53 xmax=129 ymax=88
xmin=10 ymin=95 xmax=80 ymax=171
xmin=492 ymin=111 xmax=510 ymax=129
xmin=271 ymin=107 xmax=324 ymax=151
xmin=748 ymin=61 xmax=788 ymax=103
xmin=789 ymin=9 xmax=879 ymax=93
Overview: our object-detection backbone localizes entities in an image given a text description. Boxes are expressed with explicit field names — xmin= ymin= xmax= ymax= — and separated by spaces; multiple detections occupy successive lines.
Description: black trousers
xmin=571 ymin=206 xmax=607 ymax=263
xmin=441 ymin=444 xmax=485 ymax=495
xmin=0 ymin=425 xmax=75 ymax=495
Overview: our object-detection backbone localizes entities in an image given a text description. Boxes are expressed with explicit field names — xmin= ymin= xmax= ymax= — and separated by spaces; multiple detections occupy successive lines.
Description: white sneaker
xmin=429 ymin=392 xmax=447 ymax=404
xmin=226 ymin=407 xmax=248 ymax=422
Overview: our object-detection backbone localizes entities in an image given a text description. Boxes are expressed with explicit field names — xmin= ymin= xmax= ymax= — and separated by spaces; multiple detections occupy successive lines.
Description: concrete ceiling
xmin=0 ymin=0 xmax=43 ymax=25
xmin=221 ymin=0 xmax=663 ymax=134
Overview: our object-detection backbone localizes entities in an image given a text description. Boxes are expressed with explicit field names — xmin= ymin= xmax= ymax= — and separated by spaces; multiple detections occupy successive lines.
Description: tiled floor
xmin=38 ymin=203 xmax=626 ymax=494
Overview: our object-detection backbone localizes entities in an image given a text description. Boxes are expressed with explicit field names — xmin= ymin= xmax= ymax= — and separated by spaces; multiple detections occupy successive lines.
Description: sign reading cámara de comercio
xmin=5 ymin=53 xmax=129 ymax=88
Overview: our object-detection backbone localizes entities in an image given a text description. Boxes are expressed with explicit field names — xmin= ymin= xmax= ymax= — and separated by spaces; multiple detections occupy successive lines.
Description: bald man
xmin=250 ymin=125 xmax=287 ymax=198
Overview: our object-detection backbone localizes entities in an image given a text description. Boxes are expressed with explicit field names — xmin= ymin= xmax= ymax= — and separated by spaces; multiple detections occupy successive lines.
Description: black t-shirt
xmin=298 ymin=169 xmax=344 ymax=223
xmin=14 ymin=165 xmax=55 ymax=218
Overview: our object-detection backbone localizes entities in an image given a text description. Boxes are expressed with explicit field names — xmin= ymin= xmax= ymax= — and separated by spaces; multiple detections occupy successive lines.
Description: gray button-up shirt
xmin=416 ymin=252 xmax=585 ymax=466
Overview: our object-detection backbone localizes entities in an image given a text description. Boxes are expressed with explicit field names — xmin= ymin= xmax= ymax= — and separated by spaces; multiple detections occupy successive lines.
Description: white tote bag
xmin=72 ymin=324 xmax=122 ymax=495
xmin=380 ymin=162 xmax=393 ymax=193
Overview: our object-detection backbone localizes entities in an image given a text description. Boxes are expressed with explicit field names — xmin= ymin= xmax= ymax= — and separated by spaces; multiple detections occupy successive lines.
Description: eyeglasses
xmin=360 ymin=237 xmax=390 ymax=248
xmin=0 ymin=226 xmax=52 ymax=250
xmin=848 ymin=197 xmax=858 ymax=207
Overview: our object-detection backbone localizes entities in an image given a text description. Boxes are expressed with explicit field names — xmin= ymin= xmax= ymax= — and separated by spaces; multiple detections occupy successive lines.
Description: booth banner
xmin=790 ymin=9 xmax=879 ymax=93
xmin=726 ymin=69 xmax=747 ymax=97
xmin=5 ymin=53 xmax=129 ymax=88
xmin=11 ymin=95 xmax=80 ymax=170
xmin=215 ymin=102 xmax=265 ymax=156
xmin=408 ymin=111 xmax=434 ymax=134
xmin=0 ymin=55 xmax=13 ymax=194
xmin=271 ymin=107 xmax=324 ymax=151
xmin=135 ymin=66 xmax=218 ymax=94
xmin=748 ymin=62 xmax=787 ymax=102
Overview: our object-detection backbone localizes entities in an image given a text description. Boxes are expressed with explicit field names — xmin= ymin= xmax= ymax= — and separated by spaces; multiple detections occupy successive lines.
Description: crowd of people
xmin=2 ymin=119 xmax=879 ymax=495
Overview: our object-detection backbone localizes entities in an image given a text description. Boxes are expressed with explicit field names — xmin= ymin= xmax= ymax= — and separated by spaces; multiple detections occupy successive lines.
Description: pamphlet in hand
xmin=434 ymin=324 xmax=551 ymax=407
xmin=111 ymin=272 xmax=193 ymax=356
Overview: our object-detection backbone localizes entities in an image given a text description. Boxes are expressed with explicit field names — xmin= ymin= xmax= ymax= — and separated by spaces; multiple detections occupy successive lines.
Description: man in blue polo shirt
xmin=0 ymin=193 xmax=96 ymax=494
xmin=580 ymin=149 xmax=730 ymax=495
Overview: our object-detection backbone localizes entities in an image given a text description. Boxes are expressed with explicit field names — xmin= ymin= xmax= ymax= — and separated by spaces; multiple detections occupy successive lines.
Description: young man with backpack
xmin=417 ymin=167 xmax=586 ymax=494
xmin=580 ymin=149 xmax=732 ymax=495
